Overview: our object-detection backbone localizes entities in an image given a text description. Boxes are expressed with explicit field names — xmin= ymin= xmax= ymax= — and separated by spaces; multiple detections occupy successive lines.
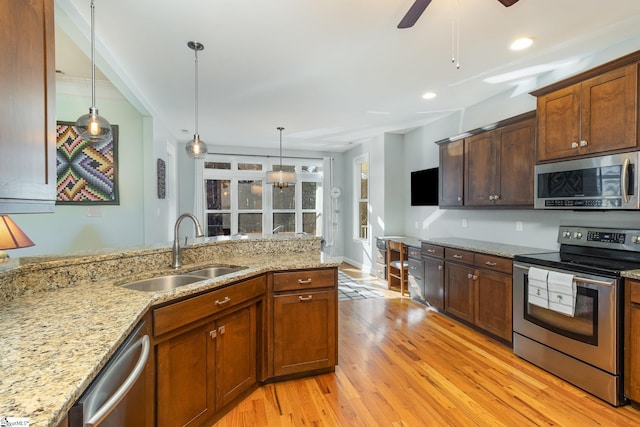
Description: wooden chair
xmin=387 ymin=240 xmax=409 ymax=297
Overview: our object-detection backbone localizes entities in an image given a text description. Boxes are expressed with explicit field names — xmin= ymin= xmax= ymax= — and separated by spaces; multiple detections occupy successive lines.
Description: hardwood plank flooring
xmin=212 ymin=266 xmax=640 ymax=426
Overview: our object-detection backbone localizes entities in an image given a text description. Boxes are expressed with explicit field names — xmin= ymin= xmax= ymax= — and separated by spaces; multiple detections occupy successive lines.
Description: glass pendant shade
xmin=76 ymin=106 xmax=112 ymax=144
xmin=75 ymin=0 xmax=112 ymax=145
xmin=267 ymin=127 xmax=296 ymax=188
xmin=186 ymin=133 xmax=208 ymax=159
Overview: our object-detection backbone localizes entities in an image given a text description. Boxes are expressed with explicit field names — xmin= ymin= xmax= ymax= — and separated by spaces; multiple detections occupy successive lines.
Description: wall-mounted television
xmin=411 ymin=167 xmax=439 ymax=206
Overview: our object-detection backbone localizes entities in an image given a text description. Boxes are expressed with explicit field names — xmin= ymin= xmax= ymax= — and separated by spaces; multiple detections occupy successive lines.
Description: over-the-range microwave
xmin=534 ymin=151 xmax=639 ymax=210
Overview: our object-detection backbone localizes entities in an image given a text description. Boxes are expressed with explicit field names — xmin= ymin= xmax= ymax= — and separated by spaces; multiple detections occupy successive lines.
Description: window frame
xmin=352 ymin=153 xmax=370 ymax=243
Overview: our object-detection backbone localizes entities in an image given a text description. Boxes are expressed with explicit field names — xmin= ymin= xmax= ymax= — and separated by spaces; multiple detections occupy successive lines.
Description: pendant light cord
xmin=90 ymin=0 xmax=96 ymax=108
xmin=194 ymin=47 xmax=199 ymax=136
xmin=278 ymin=127 xmax=284 ymax=169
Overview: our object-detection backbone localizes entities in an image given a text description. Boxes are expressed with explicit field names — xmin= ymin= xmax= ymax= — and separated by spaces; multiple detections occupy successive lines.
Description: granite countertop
xmin=422 ymin=237 xmax=552 ymax=258
xmin=0 ymin=245 xmax=340 ymax=427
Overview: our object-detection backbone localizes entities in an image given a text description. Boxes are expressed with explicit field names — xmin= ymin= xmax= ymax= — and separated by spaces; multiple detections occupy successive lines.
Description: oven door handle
xmin=514 ymin=264 xmax=614 ymax=288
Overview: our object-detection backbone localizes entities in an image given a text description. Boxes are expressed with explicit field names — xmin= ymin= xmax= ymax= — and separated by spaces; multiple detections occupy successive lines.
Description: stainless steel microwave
xmin=534 ymin=151 xmax=639 ymax=210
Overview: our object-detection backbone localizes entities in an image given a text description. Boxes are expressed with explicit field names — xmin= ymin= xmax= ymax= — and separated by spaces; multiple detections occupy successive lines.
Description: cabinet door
xmin=581 ymin=63 xmax=638 ymax=156
xmin=497 ymin=118 xmax=535 ymax=206
xmin=424 ymin=257 xmax=444 ymax=310
xmin=444 ymin=263 xmax=474 ymax=322
xmin=474 ymin=269 xmax=512 ymax=342
xmin=439 ymin=140 xmax=464 ymax=207
xmin=215 ymin=305 xmax=257 ymax=410
xmin=0 ymin=0 xmax=56 ymax=213
xmin=464 ymin=132 xmax=498 ymax=206
xmin=157 ymin=323 xmax=215 ymax=427
xmin=536 ymin=84 xmax=581 ymax=162
xmin=625 ymin=280 xmax=640 ymax=402
xmin=273 ymin=290 xmax=337 ymax=376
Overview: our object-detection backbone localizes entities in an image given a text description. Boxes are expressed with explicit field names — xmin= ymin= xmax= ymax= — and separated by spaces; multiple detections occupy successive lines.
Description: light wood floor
xmin=212 ymin=265 xmax=640 ymax=426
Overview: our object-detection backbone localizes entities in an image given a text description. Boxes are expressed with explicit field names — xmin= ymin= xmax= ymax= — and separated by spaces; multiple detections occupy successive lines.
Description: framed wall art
xmin=157 ymin=158 xmax=166 ymax=199
xmin=55 ymin=121 xmax=119 ymax=205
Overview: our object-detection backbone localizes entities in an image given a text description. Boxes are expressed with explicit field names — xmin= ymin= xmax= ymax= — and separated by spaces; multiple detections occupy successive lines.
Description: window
xmin=353 ymin=153 xmax=369 ymax=241
xmin=203 ymin=155 xmax=323 ymax=237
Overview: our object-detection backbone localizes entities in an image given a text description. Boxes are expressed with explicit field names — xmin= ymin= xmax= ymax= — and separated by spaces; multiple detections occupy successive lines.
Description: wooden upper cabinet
xmin=463 ymin=116 xmax=535 ymax=207
xmin=536 ymin=63 xmax=638 ymax=162
xmin=0 ymin=0 xmax=56 ymax=213
xmin=439 ymin=139 xmax=464 ymax=207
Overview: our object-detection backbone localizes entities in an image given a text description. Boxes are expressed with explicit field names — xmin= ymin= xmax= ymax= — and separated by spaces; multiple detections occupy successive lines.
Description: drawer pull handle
xmin=215 ymin=296 xmax=231 ymax=306
xmin=453 ymin=254 xmax=463 ymax=259
xmin=299 ymin=295 xmax=313 ymax=302
xmin=485 ymin=261 xmax=497 ymax=266
xmin=298 ymin=278 xmax=313 ymax=285
xmin=427 ymin=249 xmax=435 ymax=253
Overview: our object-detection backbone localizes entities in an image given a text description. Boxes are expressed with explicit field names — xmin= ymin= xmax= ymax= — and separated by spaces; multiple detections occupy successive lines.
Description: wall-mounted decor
xmin=55 ymin=121 xmax=119 ymax=205
xmin=157 ymin=158 xmax=166 ymax=199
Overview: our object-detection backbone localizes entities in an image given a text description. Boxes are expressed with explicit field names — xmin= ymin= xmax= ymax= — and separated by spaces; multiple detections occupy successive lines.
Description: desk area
xmin=375 ymin=236 xmax=422 ymax=296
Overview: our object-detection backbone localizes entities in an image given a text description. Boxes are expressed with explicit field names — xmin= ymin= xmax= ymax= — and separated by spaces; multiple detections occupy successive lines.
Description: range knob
xmin=633 ymin=236 xmax=640 ymax=244
xmin=562 ymin=231 xmax=572 ymax=238
xmin=574 ymin=232 xmax=583 ymax=239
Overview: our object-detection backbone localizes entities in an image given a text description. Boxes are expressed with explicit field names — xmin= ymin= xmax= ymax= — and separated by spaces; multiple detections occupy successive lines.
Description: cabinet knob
xmin=489 ymin=195 xmax=495 ymax=201
xmin=580 ymin=140 xmax=588 ymax=147
xmin=494 ymin=194 xmax=500 ymax=200
xmin=218 ymin=325 xmax=226 ymax=335
xmin=209 ymin=330 xmax=217 ymax=340
xmin=472 ymin=275 xmax=477 ymax=280
xmin=457 ymin=196 xmax=462 ymax=202
xmin=467 ymin=273 xmax=473 ymax=279
xmin=571 ymin=141 xmax=579 ymax=149
xmin=438 ymin=265 xmax=443 ymax=271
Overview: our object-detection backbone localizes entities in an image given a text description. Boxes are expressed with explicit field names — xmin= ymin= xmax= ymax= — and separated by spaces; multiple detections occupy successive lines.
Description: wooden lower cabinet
xmin=273 ymin=289 xmax=337 ymax=376
xmin=625 ymin=279 xmax=640 ymax=402
xmin=444 ymin=249 xmax=513 ymax=342
xmin=156 ymin=304 xmax=257 ymax=427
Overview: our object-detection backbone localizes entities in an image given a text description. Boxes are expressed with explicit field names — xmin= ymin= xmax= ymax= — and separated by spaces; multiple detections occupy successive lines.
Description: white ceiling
xmin=54 ymin=0 xmax=640 ymax=152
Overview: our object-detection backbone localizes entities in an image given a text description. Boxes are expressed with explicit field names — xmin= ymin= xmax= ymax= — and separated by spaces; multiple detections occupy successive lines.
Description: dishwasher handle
xmin=86 ymin=335 xmax=150 ymax=427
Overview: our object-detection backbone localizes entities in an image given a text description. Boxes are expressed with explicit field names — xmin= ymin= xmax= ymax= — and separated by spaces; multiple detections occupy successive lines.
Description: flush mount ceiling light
xmin=510 ymin=36 xmax=534 ymax=51
xmin=75 ymin=0 xmax=112 ymax=144
xmin=422 ymin=91 xmax=437 ymax=100
xmin=266 ymin=127 xmax=296 ymax=189
xmin=185 ymin=41 xmax=208 ymax=159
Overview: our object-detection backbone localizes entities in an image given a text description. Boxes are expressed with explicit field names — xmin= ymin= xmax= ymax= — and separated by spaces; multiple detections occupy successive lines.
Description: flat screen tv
xmin=411 ymin=167 xmax=439 ymax=206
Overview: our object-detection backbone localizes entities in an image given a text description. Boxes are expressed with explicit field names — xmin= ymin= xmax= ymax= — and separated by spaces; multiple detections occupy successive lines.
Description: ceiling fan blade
xmin=497 ymin=0 xmax=519 ymax=6
xmin=397 ymin=0 xmax=433 ymax=29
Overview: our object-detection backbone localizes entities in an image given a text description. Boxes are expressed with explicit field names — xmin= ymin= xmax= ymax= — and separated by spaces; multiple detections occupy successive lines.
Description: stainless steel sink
xmin=187 ymin=266 xmax=247 ymax=278
xmin=121 ymin=274 xmax=205 ymax=292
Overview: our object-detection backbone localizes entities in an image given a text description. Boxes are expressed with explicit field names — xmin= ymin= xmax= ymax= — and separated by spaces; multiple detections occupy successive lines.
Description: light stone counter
xmin=422 ymin=237 xmax=552 ymax=258
xmin=0 ymin=237 xmax=340 ymax=427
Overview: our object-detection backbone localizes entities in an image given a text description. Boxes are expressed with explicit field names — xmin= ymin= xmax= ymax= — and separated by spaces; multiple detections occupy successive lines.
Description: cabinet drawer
xmin=375 ymin=249 xmax=386 ymax=264
xmin=422 ymin=243 xmax=444 ymax=258
xmin=445 ymin=248 xmax=475 ymax=265
xmin=408 ymin=258 xmax=424 ymax=280
xmin=273 ymin=268 xmax=337 ymax=292
xmin=407 ymin=246 xmax=422 ymax=259
xmin=474 ymin=253 xmax=512 ymax=274
xmin=153 ymin=275 xmax=266 ymax=336
xmin=630 ymin=280 xmax=640 ymax=304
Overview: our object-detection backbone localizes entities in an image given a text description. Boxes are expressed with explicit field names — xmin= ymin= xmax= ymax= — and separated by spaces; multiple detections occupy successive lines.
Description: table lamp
xmin=0 ymin=215 xmax=35 ymax=263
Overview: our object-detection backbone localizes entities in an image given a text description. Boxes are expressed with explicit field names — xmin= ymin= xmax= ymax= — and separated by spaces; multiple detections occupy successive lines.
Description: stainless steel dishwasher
xmin=69 ymin=318 xmax=152 ymax=426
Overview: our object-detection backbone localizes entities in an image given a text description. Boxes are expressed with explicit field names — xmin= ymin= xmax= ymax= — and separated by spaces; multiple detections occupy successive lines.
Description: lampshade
xmin=267 ymin=127 xmax=296 ymax=188
xmin=185 ymin=41 xmax=208 ymax=159
xmin=0 ymin=215 xmax=34 ymax=262
xmin=75 ymin=0 xmax=112 ymax=145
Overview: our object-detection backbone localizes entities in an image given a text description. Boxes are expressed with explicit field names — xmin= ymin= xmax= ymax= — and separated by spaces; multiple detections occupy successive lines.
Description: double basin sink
xmin=121 ymin=266 xmax=247 ymax=292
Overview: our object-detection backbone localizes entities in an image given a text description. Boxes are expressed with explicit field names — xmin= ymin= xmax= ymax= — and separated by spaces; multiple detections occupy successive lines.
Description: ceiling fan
xmin=398 ymin=0 xmax=520 ymax=29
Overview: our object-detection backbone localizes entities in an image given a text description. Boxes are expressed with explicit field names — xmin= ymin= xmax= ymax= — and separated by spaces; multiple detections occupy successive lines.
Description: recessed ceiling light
xmin=422 ymin=91 xmax=437 ymax=100
xmin=510 ymin=37 xmax=534 ymax=51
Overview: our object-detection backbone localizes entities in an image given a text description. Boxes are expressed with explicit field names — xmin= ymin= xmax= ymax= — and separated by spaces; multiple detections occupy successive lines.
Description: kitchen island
xmin=0 ymin=236 xmax=340 ymax=427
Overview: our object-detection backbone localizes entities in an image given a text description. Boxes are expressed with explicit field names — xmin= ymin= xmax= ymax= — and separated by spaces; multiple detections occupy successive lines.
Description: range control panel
xmin=558 ymin=226 xmax=640 ymax=251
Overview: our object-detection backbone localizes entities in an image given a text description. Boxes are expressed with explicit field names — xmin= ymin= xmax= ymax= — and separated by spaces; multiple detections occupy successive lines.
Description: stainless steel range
xmin=513 ymin=226 xmax=640 ymax=406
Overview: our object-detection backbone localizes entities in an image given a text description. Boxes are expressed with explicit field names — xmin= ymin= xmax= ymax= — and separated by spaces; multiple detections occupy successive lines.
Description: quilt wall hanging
xmin=55 ymin=121 xmax=119 ymax=204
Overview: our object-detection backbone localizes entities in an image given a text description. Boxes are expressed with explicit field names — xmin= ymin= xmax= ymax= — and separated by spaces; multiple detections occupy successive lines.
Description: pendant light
xmin=75 ymin=0 xmax=112 ymax=144
xmin=185 ymin=41 xmax=208 ymax=159
xmin=266 ymin=127 xmax=296 ymax=189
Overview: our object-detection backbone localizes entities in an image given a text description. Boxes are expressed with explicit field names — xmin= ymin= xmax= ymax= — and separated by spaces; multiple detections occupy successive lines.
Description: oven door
xmin=513 ymin=262 xmax=618 ymax=374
